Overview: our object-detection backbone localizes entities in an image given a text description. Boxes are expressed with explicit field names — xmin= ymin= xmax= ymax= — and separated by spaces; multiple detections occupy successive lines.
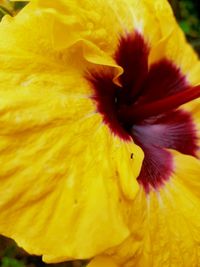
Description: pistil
xmin=119 ymin=85 xmax=200 ymax=123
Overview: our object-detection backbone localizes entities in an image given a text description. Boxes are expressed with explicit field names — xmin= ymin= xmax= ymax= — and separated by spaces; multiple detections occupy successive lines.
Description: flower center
xmin=88 ymin=31 xmax=199 ymax=192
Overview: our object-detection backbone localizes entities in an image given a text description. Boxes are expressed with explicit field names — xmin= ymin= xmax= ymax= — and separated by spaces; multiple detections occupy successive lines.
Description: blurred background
xmin=169 ymin=0 xmax=200 ymax=54
xmin=0 ymin=0 xmax=200 ymax=266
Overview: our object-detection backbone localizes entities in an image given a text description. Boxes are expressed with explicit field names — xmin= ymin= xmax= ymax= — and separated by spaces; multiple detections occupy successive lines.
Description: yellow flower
xmin=0 ymin=0 xmax=199 ymax=266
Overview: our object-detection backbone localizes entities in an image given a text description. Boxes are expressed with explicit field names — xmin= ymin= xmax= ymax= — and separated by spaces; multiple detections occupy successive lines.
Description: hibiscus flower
xmin=0 ymin=0 xmax=199 ymax=266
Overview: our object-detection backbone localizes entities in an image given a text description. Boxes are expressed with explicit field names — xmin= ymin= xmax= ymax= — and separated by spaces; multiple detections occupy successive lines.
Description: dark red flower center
xmin=88 ymin=32 xmax=200 ymax=192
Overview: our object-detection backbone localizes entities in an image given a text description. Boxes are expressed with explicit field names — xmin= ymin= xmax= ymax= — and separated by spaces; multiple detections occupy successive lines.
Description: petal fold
xmin=87 ymin=256 xmax=119 ymax=267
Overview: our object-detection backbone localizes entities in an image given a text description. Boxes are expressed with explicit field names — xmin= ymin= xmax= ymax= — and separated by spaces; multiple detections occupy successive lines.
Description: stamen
xmin=119 ymin=85 xmax=200 ymax=123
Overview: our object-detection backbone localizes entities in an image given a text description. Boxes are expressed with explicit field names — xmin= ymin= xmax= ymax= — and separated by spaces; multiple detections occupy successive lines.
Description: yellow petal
xmin=0 ymin=0 xmax=144 ymax=262
xmin=101 ymin=151 xmax=200 ymax=267
xmin=14 ymin=0 xmax=200 ymax=84
xmin=87 ymin=256 xmax=119 ymax=267
xmin=23 ymin=0 xmax=135 ymax=53
xmin=172 ymin=151 xmax=200 ymax=199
